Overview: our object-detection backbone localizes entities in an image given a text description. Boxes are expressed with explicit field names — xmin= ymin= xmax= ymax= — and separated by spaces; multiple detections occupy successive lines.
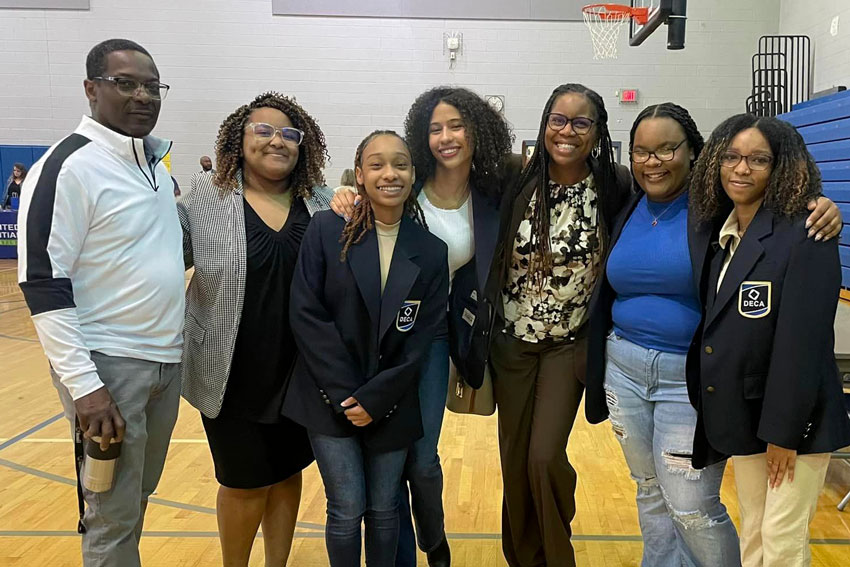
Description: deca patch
xmin=738 ymin=281 xmax=771 ymax=319
xmin=396 ymin=300 xmax=421 ymax=332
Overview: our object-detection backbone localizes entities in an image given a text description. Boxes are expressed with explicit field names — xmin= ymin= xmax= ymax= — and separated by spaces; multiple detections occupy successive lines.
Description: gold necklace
xmin=425 ymin=179 xmax=470 ymax=210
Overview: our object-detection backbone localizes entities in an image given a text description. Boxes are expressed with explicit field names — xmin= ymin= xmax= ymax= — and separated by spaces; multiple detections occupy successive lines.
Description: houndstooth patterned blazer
xmin=178 ymin=171 xmax=333 ymax=418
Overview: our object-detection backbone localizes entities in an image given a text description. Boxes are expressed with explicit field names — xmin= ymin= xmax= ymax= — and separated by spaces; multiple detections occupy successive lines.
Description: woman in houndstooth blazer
xmin=178 ymin=92 xmax=332 ymax=566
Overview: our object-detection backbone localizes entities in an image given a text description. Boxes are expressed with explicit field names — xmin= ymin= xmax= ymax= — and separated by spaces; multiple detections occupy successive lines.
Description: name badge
xmin=462 ymin=308 xmax=476 ymax=326
xmin=396 ymin=300 xmax=421 ymax=332
xmin=738 ymin=281 xmax=771 ymax=319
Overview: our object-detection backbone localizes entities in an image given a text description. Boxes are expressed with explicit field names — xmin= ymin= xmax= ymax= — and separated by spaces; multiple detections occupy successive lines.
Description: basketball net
xmin=582 ymin=4 xmax=642 ymax=60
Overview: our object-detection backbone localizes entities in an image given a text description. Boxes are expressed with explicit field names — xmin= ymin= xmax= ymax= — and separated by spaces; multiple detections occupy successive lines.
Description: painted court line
xmin=0 ymin=332 xmax=39 ymax=343
xmin=0 ymin=413 xmax=64 ymax=452
xmin=2 ymin=416 xmax=849 ymax=546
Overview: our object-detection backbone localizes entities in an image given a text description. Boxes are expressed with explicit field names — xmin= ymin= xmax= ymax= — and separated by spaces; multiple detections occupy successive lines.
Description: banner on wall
xmin=0 ymin=211 xmax=18 ymax=260
xmin=0 ymin=0 xmax=89 ymax=8
xmin=272 ymin=0 xmax=587 ymax=21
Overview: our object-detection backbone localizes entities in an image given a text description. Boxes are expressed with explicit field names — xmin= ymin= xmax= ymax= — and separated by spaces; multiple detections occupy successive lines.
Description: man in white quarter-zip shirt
xmin=17 ymin=39 xmax=184 ymax=567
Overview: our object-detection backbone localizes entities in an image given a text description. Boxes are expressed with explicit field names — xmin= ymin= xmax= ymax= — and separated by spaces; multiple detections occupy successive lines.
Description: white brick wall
xmin=0 ymin=0 xmax=779 ymax=186
xmin=780 ymin=0 xmax=850 ymax=94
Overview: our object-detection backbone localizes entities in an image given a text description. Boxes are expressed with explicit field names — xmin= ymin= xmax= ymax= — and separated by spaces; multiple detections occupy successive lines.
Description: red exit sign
xmin=620 ymin=89 xmax=639 ymax=103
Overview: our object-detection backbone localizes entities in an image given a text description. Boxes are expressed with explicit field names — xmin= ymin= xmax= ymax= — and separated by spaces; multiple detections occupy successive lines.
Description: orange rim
xmin=582 ymin=3 xmax=649 ymax=25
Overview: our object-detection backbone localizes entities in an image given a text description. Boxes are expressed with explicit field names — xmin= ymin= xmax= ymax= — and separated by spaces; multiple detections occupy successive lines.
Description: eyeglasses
xmin=245 ymin=122 xmax=305 ymax=146
xmin=92 ymin=76 xmax=170 ymax=100
xmin=545 ymin=113 xmax=595 ymax=135
xmin=630 ymin=139 xmax=688 ymax=164
xmin=720 ymin=151 xmax=774 ymax=171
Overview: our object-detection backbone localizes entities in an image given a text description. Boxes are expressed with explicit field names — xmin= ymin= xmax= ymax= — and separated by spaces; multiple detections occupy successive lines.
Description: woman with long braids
xmin=584 ymin=104 xmax=841 ymax=567
xmin=474 ymin=83 xmax=632 ymax=566
xmin=284 ymin=130 xmax=449 ymax=567
xmin=688 ymin=115 xmax=850 ymax=567
xmin=331 ymin=87 xmax=518 ymax=567
xmin=179 ymin=92 xmax=331 ymax=567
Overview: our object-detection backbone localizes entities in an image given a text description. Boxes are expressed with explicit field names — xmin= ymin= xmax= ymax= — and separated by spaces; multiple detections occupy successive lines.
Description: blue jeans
xmin=604 ymin=331 xmax=741 ymax=567
xmin=396 ymin=339 xmax=450 ymax=566
xmin=309 ymin=431 xmax=408 ymax=567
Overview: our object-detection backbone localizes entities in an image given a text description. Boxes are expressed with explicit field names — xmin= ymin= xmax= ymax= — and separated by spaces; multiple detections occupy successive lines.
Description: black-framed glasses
xmin=630 ymin=139 xmax=688 ymax=164
xmin=92 ymin=76 xmax=170 ymax=100
xmin=545 ymin=113 xmax=595 ymax=135
xmin=720 ymin=151 xmax=774 ymax=171
xmin=245 ymin=122 xmax=305 ymax=146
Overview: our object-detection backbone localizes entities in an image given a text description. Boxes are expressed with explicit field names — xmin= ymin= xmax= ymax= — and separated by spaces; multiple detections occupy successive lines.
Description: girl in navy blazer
xmin=330 ymin=87 xmax=519 ymax=567
xmin=283 ymin=130 xmax=449 ymax=567
xmin=689 ymin=115 xmax=850 ymax=567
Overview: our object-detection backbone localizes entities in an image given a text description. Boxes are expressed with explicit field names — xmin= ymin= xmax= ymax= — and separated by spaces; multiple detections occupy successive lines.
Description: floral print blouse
xmin=503 ymin=174 xmax=601 ymax=343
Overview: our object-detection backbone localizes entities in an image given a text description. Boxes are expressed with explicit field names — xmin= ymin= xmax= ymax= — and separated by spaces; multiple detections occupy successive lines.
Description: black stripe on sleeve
xmin=19 ymin=133 xmax=91 ymax=315
xmin=24 ymin=133 xmax=91 ymax=284
xmin=20 ymin=277 xmax=75 ymax=316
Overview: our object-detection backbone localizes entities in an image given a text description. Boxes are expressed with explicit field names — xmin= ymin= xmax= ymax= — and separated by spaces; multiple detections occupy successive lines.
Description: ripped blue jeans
xmin=604 ymin=331 xmax=741 ymax=567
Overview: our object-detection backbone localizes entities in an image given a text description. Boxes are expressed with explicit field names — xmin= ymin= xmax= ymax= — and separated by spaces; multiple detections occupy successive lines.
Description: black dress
xmin=201 ymin=196 xmax=314 ymax=489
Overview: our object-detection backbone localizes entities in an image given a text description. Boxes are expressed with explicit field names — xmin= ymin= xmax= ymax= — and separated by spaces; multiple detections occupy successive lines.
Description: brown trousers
xmin=491 ymin=332 xmax=587 ymax=567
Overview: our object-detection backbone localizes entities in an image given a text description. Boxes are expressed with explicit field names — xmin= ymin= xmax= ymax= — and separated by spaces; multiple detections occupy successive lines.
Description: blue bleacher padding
xmin=823 ymin=183 xmax=850 ymax=203
xmin=791 ymin=90 xmax=850 ymax=112
xmin=840 ymin=245 xmax=850 ymax=267
xmin=783 ymin=98 xmax=850 ymax=128
xmin=819 ymin=161 xmax=850 ymax=182
xmin=843 ymin=266 xmax=850 ymax=288
xmin=797 ymin=118 xmax=850 ymax=145
xmin=840 ymin=224 xmax=850 ymax=244
xmin=809 ymin=139 xmax=850 ymax=163
xmin=837 ymin=204 xmax=850 ymax=221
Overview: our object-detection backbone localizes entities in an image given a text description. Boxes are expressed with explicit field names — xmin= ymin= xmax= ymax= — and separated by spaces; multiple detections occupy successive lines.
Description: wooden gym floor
xmin=1 ymin=258 xmax=849 ymax=566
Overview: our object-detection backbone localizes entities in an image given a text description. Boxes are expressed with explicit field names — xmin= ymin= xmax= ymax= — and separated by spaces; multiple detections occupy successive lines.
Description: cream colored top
xmin=717 ymin=209 xmax=743 ymax=292
xmin=375 ymin=219 xmax=401 ymax=293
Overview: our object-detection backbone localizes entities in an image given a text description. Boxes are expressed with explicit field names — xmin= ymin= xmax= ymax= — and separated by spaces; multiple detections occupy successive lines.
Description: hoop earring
xmin=592 ymin=144 xmax=601 ymax=159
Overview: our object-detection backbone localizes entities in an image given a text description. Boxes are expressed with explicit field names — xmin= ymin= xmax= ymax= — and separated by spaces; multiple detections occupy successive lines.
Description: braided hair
xmin=517 ymin=83 xmax=620 ymax=290
xmin=339 ymin=130 xmax=428 ymax=261
xmin=404 ymin=86 xmax=514 ymax=197
xmin=629 ymin=102 xmax=704 ymax=167
xmin=690 ymin=114 xmax=821 ymax=223
xmin=213 ymin=92 xmax=328 ymax=199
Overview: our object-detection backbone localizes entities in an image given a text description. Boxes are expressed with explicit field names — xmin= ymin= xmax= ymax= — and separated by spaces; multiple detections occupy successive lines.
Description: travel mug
xmin=82 ymin=437 xmax=122 ymax=493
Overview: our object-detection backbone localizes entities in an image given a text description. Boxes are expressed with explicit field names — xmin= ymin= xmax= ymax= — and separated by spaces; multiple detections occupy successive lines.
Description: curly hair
xmin=690 ymin=114 xmax=821 ymax=223
xmin=339 ymin=130 xmax=428 ymax=261
xmin=213 ymin=92 xmax=328 ymax=199
xmin=517 ymin=83 xmax=620 ymax=290
xmin=403 ymin=86 xmax=514 ymax=197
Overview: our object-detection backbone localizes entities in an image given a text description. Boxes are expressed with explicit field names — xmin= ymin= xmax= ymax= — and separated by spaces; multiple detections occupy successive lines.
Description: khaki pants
xmin=490 ymin=332 xmax=586 ymax=567
xmin=733 ymin=452 xmax=830 ymax=567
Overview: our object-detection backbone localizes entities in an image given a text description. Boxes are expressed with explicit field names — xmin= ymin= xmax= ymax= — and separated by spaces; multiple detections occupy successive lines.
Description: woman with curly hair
xmin=331 ymin=86 xmax=519 ymax=567
xmin=178 ymin=91 xmax=332 ymax=567
xmin=688 ymin=114 xmax=850 ymax=567
xmin=284 ymin=130 xmax=448 ymax=567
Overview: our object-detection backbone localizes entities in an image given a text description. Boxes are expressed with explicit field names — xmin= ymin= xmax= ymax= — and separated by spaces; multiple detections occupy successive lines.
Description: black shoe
xmin=427 ymin=536 xmax=451 ymax=567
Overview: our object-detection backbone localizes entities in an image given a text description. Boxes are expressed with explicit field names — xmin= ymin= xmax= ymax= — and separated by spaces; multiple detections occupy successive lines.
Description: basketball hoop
xmin=582 ymin=4 xmax=649 ymax=59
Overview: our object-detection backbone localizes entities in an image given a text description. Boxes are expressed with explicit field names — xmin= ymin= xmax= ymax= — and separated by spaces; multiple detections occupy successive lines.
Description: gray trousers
xmin=52 ymin=351 xmax=181 ymax=567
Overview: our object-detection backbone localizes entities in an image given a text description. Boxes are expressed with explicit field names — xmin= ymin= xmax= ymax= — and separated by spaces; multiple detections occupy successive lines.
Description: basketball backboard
xmin=629 ymin=0 xmax=686 ymax=49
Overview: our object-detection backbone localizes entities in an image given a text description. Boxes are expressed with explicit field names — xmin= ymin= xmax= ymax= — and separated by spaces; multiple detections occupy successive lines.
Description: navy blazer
xmin=691 ymin=206 xmax=850 ymax=467
xmin=447 ymin=182 xmax=503 ymax=384
xmin=282 ymin=210 xmax=449 ymax=452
